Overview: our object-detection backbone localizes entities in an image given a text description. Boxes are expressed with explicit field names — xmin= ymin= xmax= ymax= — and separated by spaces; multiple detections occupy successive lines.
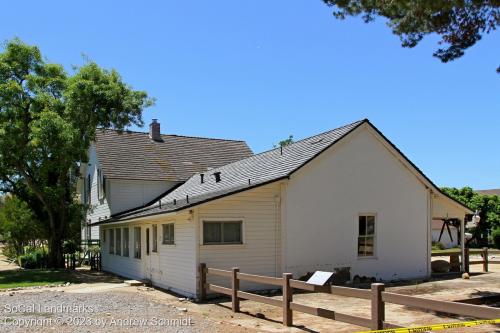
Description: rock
xmin=178 ymin=297 xmax=187 ymax=302
xmin=177 ymin=307 xmax=188 ymax=312
xmin=65 ymin=282 xmax=71 ymax=286
xmin=8 ymin=292 xmax=14 ymax=296
xmin=256 ymin=313 xmax=265 ymax=319
xmin=431 ymin=260 xmax=450 ymax=273
xmin=462 ymin=272 xmax=470 ymax=279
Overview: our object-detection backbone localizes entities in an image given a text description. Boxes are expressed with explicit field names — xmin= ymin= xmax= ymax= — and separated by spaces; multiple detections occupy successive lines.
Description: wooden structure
xmin=199 ymin=263 xmax=500 ymax=330
xmin=431 ymin=248 xmax=500 ymax=273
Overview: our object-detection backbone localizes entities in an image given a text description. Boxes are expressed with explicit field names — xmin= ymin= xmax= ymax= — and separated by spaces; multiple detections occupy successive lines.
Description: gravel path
xmin=0 ymin=288 xmax=231 ymax=332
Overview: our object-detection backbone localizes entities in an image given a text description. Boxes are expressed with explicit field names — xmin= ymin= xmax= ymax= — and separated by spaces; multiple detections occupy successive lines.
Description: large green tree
xmin=323 ymin=1 xmax=499 ymax=71
xmin=0 ymin=39 xmax=154 ymax=267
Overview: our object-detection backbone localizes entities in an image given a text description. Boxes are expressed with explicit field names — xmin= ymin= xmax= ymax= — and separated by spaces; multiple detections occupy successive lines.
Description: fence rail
xmin=199 ymin=263 xmax=500 ymax=330
xmin=431 ymin=247 xmax=500 ymax=272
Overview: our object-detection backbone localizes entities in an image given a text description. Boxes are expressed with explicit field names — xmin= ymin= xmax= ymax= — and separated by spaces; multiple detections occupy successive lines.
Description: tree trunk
xmin=48 ymin=233 xmax=64 ymax=268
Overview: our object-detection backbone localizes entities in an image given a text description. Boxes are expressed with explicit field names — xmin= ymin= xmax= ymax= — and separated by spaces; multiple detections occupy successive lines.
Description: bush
xmin=89 ymin=245 xmax=100 ymax=255
xmin=492 ymin=229 xmax=500 ymax=249
xmin=432 ymin=242 xmax=446 ymax=250
xmin=1 ymin=242 xmax=17 ymax=260
xmin=63 ymin=240 xmax=79 ymax=254
xmin=18 ymin=248 xmax=48 ymax=269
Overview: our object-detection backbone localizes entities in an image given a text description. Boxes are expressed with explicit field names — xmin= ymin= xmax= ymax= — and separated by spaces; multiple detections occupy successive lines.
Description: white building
xmin=88 ymin=119 xmax=471 ymax=298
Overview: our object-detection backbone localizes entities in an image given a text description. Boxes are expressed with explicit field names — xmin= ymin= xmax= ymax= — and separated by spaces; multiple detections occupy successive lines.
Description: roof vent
xmin=200 ymin=173 xmax=205 ymax=184
xmin=149 ymin=119 xmax=162 ymax=142
xmin=213 ymin=172 xmax=222 ymax=183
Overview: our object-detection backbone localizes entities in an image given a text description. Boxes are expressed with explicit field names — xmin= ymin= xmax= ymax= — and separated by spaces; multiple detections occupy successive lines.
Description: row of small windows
xmin=104 ymin=221 xmax=244 ymax=259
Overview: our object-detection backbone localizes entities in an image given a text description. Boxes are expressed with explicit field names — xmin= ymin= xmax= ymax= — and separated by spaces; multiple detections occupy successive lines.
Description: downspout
xmin=427 ymin=189 xmax=433 ymax=277
xmin=274 ymin=194 xmax=281 ymax=277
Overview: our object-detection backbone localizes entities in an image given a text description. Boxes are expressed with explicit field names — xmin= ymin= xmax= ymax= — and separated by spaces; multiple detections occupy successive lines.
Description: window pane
xmin=152 ymin=225 xmax=158 ymax=252
xmin=357 ymin=237 xmax=365 ymax=256
xmin=134 ymin=227 xmax=141 ymax=259
xmin=115 ymin=229 xmax=121 ymax=256
xmin=364 ymin=236 xmax=374 ymax=256
xmin=162 ymin=224 xmax=175 ymax=244
xmin=146 ymin=228 xmax=150 ymax=255
xmin=123 ymin=228 xmax=129 ymax=257
xmin=366 ymin=216 xmax=375 ymax=235
xmin=358 ymin=216 xmax=366 ymax=236
xmin=223 ymin=222 xmax=242 ymax=243
xmin=204 ymin=223 xmax=221 ymax=244
xmin=109 ymin=229 xmax=114 ymax=254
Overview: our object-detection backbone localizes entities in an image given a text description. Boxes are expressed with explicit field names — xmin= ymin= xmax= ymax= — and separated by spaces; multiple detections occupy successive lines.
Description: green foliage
xmin=432 ymin=241 xmax=446 ymax=251
xmin=89 ymin=245 xmax=100 ymax=255
xmin=62 ymin=240 xmax=79 ymax=254
xmin=18 ymin=247 xmax=48 ymax=269
xmin=0 ymin=269 xmax=78 ymax=289
xmin=0 ymin=196 xmax=42 ymax=255
xmin=0 ymin=39 xmax=154 ymax=267
xmin=275 ymin=135 xmax=294 ymax=148
xmin=492 ymin=229 xmax=500 ymax=249
xmin=441 ymin=187 xmax=500 ymax=230
xmin=323 ymin=1 xmax=499 ymax=71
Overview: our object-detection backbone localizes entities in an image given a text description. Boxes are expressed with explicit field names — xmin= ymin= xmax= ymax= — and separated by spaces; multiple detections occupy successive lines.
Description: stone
xmin=177 ymin=308 xmax=188 ymax=312
xmin=462 ymin=273 xmax=470 ymax=279
xmin=431 ymin=260 xmax=450 ymax=273
xmin=256 ymin=313 xmax=265 ymax=319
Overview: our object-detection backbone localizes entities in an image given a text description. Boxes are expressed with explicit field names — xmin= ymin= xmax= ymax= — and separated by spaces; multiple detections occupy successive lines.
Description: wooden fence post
xmin=371 ymin=283 xmax=385 ymax=330
xmin=231 ymin=267 xmax=240 ymax=312
xmin=483 ymin=247 xmax=489 ymax=272
xmin=282 ymin=273 xmax=293 ymax=327
xmin=199 ymin=263 xmax=207 ymax=302
xmin=464 ymin=248 xmax=470 ymax=273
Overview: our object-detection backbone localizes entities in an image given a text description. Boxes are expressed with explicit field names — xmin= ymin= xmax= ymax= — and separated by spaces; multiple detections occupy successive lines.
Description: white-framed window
xmin=109 ymin=229 xmax=114 ymax=254
xmin=203 ymin=220 xmax=243 ymax=245
xmin=162 ymin=223 xmax=175 ymax=245
xmin=115 ymin=228 xmax=121 ymax=256
xmin=358 ymin=214 xmax=376 ymax=257
xmin=134 ymin=227 xmax=141 ymax=259
xmin=123 ymin=228 xmax=129 ymax=257
xmin=152 ymin=225 xmax=158 ymax=252
xmin=97 ymin=169 xmax=105 ymax=200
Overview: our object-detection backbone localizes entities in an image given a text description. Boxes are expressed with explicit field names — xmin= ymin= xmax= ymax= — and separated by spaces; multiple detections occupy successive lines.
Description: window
xmin=123 ymin=228 xmax=129 ymax=257
xmin=109 ymin=229 xmax=114 ymax=254
xmin=97 ymin=169 xmax=105 ymax=200
xmin=162 ymin=223 xmax=175 ymax=245
xmin=87 ymin=175 xmax=91 ymax=204
xmin=358 ymin=215 xmax=375 ymax=257
xmin=134 ymin=227 xmax=141 ymax=259
xmin=146 ymin=228 xmax=150 ymax=256
xmin=152 ymin=225 xmax=158 ymax=252
xmin=115 ymin=228 xmax=121 ymax=256
xmin=203 ymin=221 xmax=242 ymax=245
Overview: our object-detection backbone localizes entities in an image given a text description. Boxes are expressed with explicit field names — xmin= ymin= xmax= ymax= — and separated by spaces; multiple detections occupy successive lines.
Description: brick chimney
xmin=149 ymin=119 xmax=162 ymax=142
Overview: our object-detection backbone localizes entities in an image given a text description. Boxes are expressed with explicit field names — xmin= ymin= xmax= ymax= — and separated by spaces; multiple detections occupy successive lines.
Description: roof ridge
xmin=96 ymin=127 xmax=247 ymax=143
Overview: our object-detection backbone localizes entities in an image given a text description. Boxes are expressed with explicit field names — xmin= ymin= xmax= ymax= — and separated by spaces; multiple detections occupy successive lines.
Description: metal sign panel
xmin=306 ymin=271 xmax=334 ymax=286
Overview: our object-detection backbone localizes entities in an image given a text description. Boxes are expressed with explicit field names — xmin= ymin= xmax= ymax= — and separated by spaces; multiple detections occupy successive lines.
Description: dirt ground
xmin=1 ymin=246 xmax=499 ymax=332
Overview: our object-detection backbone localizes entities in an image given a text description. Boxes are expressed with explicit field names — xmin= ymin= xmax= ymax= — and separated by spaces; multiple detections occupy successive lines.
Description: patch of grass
xmin=0 ymin=269 xmax=80 ymax=289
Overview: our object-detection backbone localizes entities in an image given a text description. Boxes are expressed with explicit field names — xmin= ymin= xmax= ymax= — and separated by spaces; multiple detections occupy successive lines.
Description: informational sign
xmin=306 ymin=271 xmax=334 ymax=286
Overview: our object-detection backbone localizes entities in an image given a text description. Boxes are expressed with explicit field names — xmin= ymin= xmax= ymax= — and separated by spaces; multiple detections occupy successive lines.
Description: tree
xmin=275 ymin=135 xmax=294 ymax=148
xmin=441 ymin=186 xmax=500 ymax=245
xmin=0 ymin=195 xmax=42 ymax=255
xmin=323 ymin=1 xmax=499 ymax=71
xmin=0 ymin=39 xmax=154 ymax=267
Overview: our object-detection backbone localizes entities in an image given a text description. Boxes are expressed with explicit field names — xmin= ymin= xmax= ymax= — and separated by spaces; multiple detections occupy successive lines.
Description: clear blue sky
xmin=2 ymin=1 xmax=499 ymax=189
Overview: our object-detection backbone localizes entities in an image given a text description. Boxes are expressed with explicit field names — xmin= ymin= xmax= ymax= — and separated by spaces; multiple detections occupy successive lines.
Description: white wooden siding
xmin=197 ymin=183 xmax=281 ymax=291
xmin=285 ymin=126 xmax=430 ymax=281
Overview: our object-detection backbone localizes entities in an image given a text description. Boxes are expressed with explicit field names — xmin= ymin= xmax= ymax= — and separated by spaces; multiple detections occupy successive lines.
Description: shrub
xmin=89 ymin=245 xmax=100 ymax=255
xmin=18 ymin=248 xmax=48 ymax=269
xmin=492 ymin=229 xmax=500 ymax=249
xmin=63 ymin=240 xmax=79 ymax=254
xmin=432 ymin=242 xmax=446 ymax=250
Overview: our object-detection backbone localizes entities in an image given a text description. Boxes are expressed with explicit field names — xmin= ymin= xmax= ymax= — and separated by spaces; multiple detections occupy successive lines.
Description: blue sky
xmin=2 ymin=1 xmax=499 ymax=189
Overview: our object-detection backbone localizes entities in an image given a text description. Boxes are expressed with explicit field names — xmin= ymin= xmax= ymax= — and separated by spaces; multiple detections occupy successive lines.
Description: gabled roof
xmin=99 ymin=118 xmax=471 ymax=224
xmin=94 ymin=129 xmax=253 ymax=181
xmin=104 ymin=120 xmax=365 ymax=222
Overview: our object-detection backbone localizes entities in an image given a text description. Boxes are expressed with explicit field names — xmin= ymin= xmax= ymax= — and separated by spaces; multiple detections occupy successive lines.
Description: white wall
xmin=284 ymin=126 xmax=430 ymax=281
xmin=101 ymin=212 xmax=198 ymax=297
xmin=198 ymin=184 xmax=282 ymax=291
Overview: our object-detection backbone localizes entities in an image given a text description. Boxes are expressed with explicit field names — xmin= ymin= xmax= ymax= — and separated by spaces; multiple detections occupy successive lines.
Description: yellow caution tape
xmin=356 ymin=319 xmax=500 ymax=333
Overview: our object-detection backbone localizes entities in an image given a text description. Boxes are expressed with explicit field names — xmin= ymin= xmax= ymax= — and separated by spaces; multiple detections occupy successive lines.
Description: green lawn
xmin=0 ymin=269 xmax=80 ymax=289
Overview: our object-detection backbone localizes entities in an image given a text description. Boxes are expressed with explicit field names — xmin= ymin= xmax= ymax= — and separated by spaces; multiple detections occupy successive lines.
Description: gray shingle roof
xmin=476 ymin=189 xmax=500 ymax=196
xmin=106 ymin=119 xmax=366 ymax=222
xmin=94 ymin=129 xmax=253 ymax=181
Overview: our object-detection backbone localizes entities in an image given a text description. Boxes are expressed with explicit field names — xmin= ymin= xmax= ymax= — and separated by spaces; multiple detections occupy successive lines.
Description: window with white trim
xmin=162 ymin=223 xmax=175 ymax=245
xmin=358 ymin=215 xmax=375 ymax=257
xmin=203 ymin=221 xmax=242 ymax=245
xmin=109 ymin=229 xmax=114 ymax=254
xmin=152 ymin=225 xmax=158 ymax=252
xmin=115 ymin=228 xmax=121 ymax=256
xmin=123 ymin=228 xmax=129 ymax=257
xmin=134 ymin=227 xmax=141 ymax=259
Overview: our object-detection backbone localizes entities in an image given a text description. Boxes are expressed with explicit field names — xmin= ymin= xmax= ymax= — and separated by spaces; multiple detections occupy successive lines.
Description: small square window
xmin=162 ymin=223 xmax=175 ymax=245
xmin=203 ymin=221 xmax=242 ymax=245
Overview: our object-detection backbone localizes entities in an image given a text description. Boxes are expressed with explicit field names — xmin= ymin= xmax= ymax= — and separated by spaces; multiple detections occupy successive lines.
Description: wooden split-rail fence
xmin=431 ymin=247 xmax=500 ymax=273
xmin=199 ymin=263 xmax=500 ymax=330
